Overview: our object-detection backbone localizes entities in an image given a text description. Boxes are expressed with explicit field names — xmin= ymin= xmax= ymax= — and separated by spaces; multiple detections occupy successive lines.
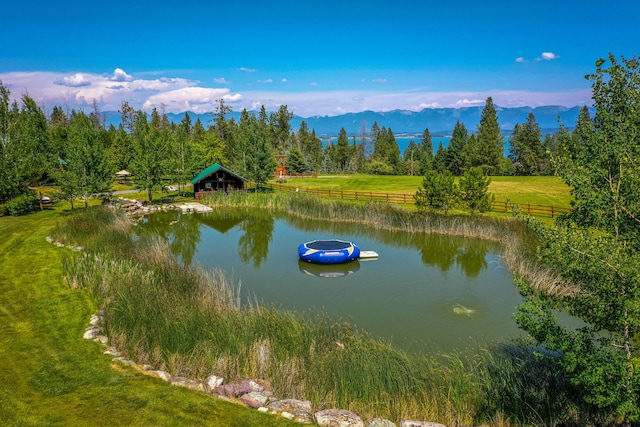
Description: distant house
xmin=191 ymin=163 xmax=247 ymax=199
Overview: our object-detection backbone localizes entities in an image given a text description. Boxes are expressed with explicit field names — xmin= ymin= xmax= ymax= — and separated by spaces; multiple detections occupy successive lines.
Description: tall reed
xmin=58 ymin=201 xmax=580 ymax=425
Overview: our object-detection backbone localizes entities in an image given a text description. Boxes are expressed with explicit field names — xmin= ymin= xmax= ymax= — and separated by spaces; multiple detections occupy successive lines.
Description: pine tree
xmin=476 ymin=97 xmax=504 ymax=174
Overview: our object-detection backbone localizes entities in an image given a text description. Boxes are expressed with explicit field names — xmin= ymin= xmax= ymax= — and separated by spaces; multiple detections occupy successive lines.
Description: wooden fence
xmin=266 ymin=183 xmax=572 ymax=218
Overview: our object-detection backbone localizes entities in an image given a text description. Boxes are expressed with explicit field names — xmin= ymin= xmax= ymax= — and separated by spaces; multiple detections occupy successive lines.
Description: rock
xmin=93 ymin=335 xmax=108 ymax=344
xmin=400 ymin=421 xmax=447 ymax=427
xmin=281 ymin=411 xmax=295 ymax=420
xmin=315 ymin=409 xmax=364 ymax=427
xmin=169 ymin=376 xmax=207 ymax=392
xmin=240 ymin=379 xmax=264 ymax=393
xmin=217 ymin=379 xmax=264 ymax=397
xmin=113 ymin=357 xmax=136 ymax=366
xmin=83 ymin=327 xmax=102 ymax=339
xmin=103 ymin=346 xmax=120 ymax=356
xmin=46 ymin=236 xmax=54 ymax=243
xmin=141 ymin=364 xmax=154 ymax=371
xmin=368 ymin=419 xmax=397 ymax=427
xmin=240 ymin=392 xmax=269 ymax=409
xmin=206 ymin=375 xmax=224 ymax=392
xmin=153 ymin=370 xmax=171 ymax=381
xmin=89 ymin=314 xmax=102 ymax=326
xmin=268 ymin=399 xmax=314 ymax=424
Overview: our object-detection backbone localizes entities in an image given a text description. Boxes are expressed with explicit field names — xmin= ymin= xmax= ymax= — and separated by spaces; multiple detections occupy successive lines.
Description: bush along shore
xmin=55 ymin=193 xmax=585 ymax=426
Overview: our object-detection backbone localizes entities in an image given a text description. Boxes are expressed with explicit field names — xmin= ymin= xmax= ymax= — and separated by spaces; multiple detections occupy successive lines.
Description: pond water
xmin=137 ymin=209 xmax=526 ymax=353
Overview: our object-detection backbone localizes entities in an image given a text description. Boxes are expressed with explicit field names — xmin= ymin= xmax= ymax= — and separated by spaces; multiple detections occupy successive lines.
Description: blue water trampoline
xmin=298 ymin=239 xmax=361 ymax=264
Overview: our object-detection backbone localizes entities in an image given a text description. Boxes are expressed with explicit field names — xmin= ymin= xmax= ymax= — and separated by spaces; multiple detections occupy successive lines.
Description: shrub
xmin=6 ymin=192 xmax=38 ymax=216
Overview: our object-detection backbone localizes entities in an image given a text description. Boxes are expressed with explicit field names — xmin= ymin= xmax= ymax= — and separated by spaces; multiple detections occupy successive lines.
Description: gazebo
xmin=115 ymin=170 xmax=131 ymax=184
xmin=191 ymin=163 xmax=247 ymax=199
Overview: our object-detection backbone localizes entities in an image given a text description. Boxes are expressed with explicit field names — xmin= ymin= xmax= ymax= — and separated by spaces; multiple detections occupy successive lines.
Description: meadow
xmin=276 ymin=174 xmax=573 ymax=207
xmin=0 ymin=176 xmax=585 ymax=426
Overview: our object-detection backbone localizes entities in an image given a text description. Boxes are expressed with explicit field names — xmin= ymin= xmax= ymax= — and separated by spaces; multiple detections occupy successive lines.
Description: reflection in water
xmin=284 ymin=214 xmax=494 ymax=276
xmin=298 ymin=259 xmax=361 ymax=278
xmin=237 ymin=211 xmax=274 ymax=268
xmin=136 ymin=209 xmax=521 ymax=353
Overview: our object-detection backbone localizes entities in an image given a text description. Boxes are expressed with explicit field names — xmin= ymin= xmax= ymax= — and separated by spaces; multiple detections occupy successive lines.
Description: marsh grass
xmin=57 ymin=196 xmax=582 ymax=425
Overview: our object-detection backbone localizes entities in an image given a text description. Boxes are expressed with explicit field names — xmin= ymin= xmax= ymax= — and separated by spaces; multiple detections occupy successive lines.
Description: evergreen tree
xmin=286 ymin=144 xmax=307 ymax=174
xmin=414 ymin=169 xmax=457 ymax=213
xmin=476 ymin=97 xmax=504 ymax=174
xmin=459 ymin=166 xmax=494 ymax=213
xmin=432 ymin=141 xmax=448 ymax=173
xmin=242 ymin=111 xmax=276 ymax=190
xmin=447 ymin=120 xmax=469 ymax=175
xmin=508 ymin=113 xmax=545 ymax=175
xmin=418 ymin=127 xmax=434 ymax=174
xmin=332 ymin=127 xmax=354 ymax=172
xmin=269 ymin=104 xmax=293 ymax=153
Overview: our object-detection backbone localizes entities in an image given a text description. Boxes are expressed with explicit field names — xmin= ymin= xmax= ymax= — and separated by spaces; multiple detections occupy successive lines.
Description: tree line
xmin=0 ymin=80 xmax=602 ymax=212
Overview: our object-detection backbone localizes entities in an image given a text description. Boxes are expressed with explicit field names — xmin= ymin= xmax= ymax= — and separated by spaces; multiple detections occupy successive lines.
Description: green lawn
xmin=276 ymin=174 xmax=573 ymax=207
xmin=0 ymin=205 xmax=299 ymax=427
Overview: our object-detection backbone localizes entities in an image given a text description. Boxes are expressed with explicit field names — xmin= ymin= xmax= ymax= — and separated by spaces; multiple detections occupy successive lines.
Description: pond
xmin=137 ymin=209 xmax=525 ymax=353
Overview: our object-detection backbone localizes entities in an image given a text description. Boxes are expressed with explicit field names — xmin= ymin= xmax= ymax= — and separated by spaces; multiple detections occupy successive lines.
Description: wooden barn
xmin=191 ymin=163 xmax=247 ymax=199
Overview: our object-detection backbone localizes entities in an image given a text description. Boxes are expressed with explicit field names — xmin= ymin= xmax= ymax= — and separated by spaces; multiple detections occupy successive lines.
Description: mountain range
xmin=101 ymin=105 xmax=590 ymax=138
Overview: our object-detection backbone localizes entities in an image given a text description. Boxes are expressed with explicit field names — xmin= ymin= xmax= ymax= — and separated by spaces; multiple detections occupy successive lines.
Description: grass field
xmin=274 ymin=174 xmax=573 ymax=207
xmin=0 ymin=205 xmax=299 ymax=427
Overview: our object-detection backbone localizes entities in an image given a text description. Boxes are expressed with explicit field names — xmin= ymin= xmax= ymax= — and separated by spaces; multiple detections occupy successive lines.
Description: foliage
xmin=476 ymin=97 xmax=504 ymax=174
xmin=459 ymin=167 xmax=494 ymax=213
xmin=554 ymin=54 xmax=640 ymax=249
xmin=130 ymin=109 xmax=171 ymax=202
xmin=6 ymin=191 xmax=38 ymax=216
xmin=447 ymin=120 xmax=470 ymax=175
xmin=285 ymin=144 xmax=306 ymax=174
xmin=509 ymin=113 xmax=547 ymax=175
xmin=414 ymin=169 xmax=457 ymax=213
xmin=515 ymin=230 xmax=640 ymax=423
xmin=241 ymin=110 xmax=276 ymax=189
xmin=53 ymin=111 xmax=113 ymax=209
xmin=0 ymin=82 xmax=53 ymax=201
xmin=516 ymin=54 xmax=640 ymax=425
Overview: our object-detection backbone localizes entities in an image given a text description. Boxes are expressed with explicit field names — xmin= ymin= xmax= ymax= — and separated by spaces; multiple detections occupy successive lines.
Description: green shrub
xmin=6 ymin=192 xmax=38 ymax=216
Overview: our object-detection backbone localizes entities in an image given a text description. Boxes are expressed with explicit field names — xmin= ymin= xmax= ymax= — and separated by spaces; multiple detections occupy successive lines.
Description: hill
xmin=101 ymin=105 xmax=590 ymax=137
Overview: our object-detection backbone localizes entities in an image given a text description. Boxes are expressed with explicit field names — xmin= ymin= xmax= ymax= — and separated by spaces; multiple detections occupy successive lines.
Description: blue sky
xmin=1 ymin=0 xmax=638 ymax=117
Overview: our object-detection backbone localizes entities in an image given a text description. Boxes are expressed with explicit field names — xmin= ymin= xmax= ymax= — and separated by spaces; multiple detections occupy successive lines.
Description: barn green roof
xmin=191 ymin=163 xmax=247 ymax=185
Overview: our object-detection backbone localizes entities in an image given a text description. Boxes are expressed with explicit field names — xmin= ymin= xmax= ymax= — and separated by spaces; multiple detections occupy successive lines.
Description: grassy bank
xmin=274 ymin=174 xmax=573 ymax=207
xmin=0 ymin=205 xmax=299 ymax=427
xmin=53 ymin=193 xmax=585 ymax=426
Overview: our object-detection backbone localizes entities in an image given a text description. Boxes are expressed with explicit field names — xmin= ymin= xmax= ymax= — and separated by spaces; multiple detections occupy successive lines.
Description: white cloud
xmin=310 ymin=82 xmax=318 ymax=86
xmin=541 ymin=52 xmax=559 ymax=60
xmin=223 ymin=93 xmax=243 ymax=102
xmin=54 ymin=73 xmax=91 ymax=87
xmin=258 ymin=79 xmax=274 ymax=84
xmin=0 ymin=69 xmax=592 ymax=118
xmin=372 ymin=79 xmax=387 ymax=84
xmin=282 ymin=78 xmax=287 ymax=83
xmin=239 ymin=67 xmax=256 ymax=73
xmin=454 ymin=99 xmax=485 ymax=107
xmin=214 ymin=77 xmax=230 ymax=84
xmin=110 ymin=68 xmax=133 ymax=82
xmin=515 ymin=57 xmax=526 ymax=63
xmin=142 ymin=87 xmax=240 ymax=113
